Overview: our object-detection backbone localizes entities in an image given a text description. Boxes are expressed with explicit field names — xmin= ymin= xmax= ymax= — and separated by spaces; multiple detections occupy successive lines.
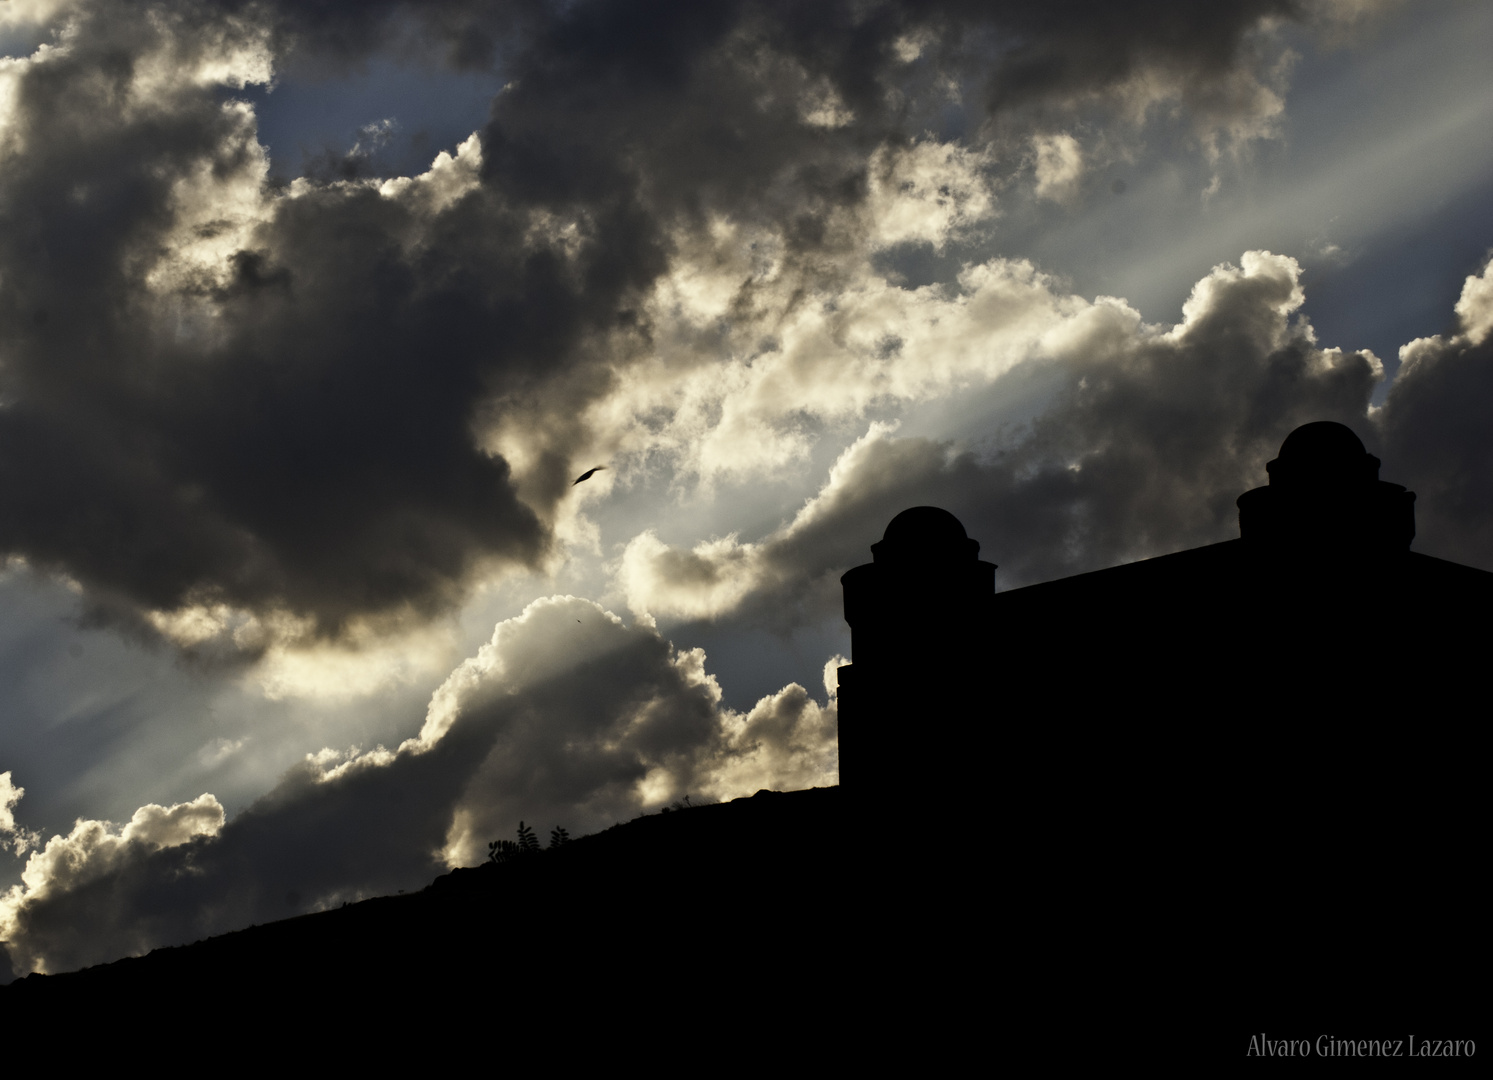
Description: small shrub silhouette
xmin=489 ymin=821 xmax=570 ymax=864
xmin=517 ymin=821 xmax=540 ymax=854
xmin=661 ymin=794 xmax=715 ymax=813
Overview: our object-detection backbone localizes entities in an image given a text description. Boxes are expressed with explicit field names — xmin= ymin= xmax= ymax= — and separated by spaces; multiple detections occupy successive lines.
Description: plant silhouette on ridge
xmin=517 ymin=821 xmax=539 ymax=854
xmin=660 ymin=794 xmax=714 ymax=813
xmin=488 ymin=821 xmax=570 ymax=864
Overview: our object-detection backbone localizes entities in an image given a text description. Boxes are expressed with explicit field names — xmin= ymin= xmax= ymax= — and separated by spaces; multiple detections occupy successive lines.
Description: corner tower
xmin=836 ymin=507 xmax=995 ymax=789
xmin=1236 ymin=420 xmax=1415 ymax=561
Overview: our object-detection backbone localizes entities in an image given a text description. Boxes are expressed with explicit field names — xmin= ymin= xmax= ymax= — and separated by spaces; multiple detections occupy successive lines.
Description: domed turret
xmin=838 ymin=507 xmax=996 ymax=790
xmin=872 ymin=506 xmax=981 ymax=565
xmin=1265 ymin=421 xmax=1381 ymax=491
xmin=1237 ymin=421 xmax=1414 ymax=556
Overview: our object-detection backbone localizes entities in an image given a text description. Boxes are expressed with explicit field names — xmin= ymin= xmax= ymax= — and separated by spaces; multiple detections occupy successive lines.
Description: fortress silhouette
xmin=839 ymin=420 xmax=1487 ymax=769
xmin=838 ymin=420 xmax=1488 ymax=1042
xmin=6 ymin=421 xmax=1485 ymax=1055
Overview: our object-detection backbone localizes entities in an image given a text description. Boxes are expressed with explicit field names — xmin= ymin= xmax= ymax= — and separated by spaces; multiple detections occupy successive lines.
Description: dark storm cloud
xmin=978 ymin=0 xmax=1299 ymax=109
xmin=0 ymin=596 xmax=837 ymax=975
xmin=0 ymin=5 xmax=559 ymax=636
xmin=0 ymin=0 xmax=1324 ymax=637
xmin=475 ymin=0 xmax=1313 ymax=221
xmin=7 ymin=0 xmax=1470 ymax=983
xmin=232 ymin=0 xmax=1308 ymax=127
xmin=201 ymin=0 xmax=530 ymax=70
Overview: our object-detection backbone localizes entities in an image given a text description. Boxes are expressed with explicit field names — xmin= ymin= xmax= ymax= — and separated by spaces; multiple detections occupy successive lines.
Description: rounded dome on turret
xmin=1266 ymin=421 xmax=1380 ymax=489
xmin=871 ymin=506 xmax=980 ymax=564
xmin=1238 ymin=420 xmax=1413 ymax=553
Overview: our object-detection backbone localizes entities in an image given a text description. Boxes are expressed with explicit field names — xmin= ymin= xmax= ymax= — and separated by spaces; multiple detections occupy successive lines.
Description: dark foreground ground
xmin=4 ymin=784 xmax=1483 ymax=1062
xmin=5 ymin=789 xmax=875 ymax=1047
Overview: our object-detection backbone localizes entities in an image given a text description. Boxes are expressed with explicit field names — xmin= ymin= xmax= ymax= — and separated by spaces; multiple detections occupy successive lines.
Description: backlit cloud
xmin=0 ymin=773 xmax=40 ymax=857
xmin=618 ymin=249 xmax=1386 ymax=624
xmin=1378 ymin=256 xmax=1493 ymax=569
xmin=0 ymin=0 xmax=1332 ymax=653
xmin=0 ymin=596 xmax=837 ymax=975
xmin=4 ymin=0 xmax=1484 ymax=985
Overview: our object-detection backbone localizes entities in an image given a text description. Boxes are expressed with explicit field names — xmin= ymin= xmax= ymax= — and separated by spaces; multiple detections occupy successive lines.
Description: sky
xmin=2 ymin=0 xmax=1492 ymax=980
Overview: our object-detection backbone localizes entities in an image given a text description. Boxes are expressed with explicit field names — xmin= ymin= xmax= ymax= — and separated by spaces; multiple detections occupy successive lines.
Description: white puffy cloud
xmin=374 ymin=131 xmax=484 ymax=218
xmin=699 ymin=682 xmax=839 ymax=800
xmin=1376 ymin=256 xmax=1493 ymax=570
xmin=419 ymin=595 xmax=838 ymax=866
xmin=484 ymin=137 xmax=1005 ymax=495
xmin=0 ymin=596 xmax=839 ymax=976
xmin=1033 ymin=133 xmax=1084 ymax=202
xmin=865 ymin=141 xmax=995 ymax=249
xmin=616 ymin=249 xmax=1386 ymax=622
xmin=0 ymin=793 xmax=223 ymax=973
xmin=1452 ymin=258 xmax=1493 ymax=348
xmin=575 ymin=253 xmax=1098 ymax=490
xmin=0 ymin=772 xmax=41 ymax=857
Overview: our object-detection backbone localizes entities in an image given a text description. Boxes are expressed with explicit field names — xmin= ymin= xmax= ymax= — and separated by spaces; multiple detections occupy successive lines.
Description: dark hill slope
xmin=6 ymin=783 xmax=1482 ymax=1059
xmin=4 ymin=788 xmax=872 ymax=1033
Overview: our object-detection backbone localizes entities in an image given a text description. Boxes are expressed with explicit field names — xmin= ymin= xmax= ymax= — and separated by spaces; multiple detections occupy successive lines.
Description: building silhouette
xmin=6 ymin=421 xmax=1480 ymax=1051
xmin=838 ymin=421 xmax=1489 ymax=1032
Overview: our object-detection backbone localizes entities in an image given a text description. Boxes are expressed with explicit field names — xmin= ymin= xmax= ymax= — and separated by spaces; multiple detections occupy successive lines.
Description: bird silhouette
xmin=572 ymin=466 xmax=606 ymax=485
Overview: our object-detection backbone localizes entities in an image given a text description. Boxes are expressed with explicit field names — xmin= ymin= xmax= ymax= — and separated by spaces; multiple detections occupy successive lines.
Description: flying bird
xmin=572 ymin=466 xmax=607 ymax=485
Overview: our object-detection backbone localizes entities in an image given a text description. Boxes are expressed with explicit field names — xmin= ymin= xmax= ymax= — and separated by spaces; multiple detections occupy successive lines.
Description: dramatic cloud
xmin=0 ymin=0 xmax=1334 ymax=652
xmin=7 ymin=0 xmax=1486 ymax=986
xmin=1378 ymin=256 xmax=1493 ymax=570
xmin=0 ymin=773 xmax=40 ymax=857
xmin=1033 ymin=133 xmax=1084 ymax=203
xmin=0 ymin=596 xmax=838 ymax=975
xmin=619 ymin=250 xmax=1384 ymax=622
xmin=0 ymin=792 xmax=223 ymax=974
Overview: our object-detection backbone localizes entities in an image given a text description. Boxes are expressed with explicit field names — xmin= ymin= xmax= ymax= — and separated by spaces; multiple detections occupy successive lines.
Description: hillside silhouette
xmin=4 ymin=790 xmax=869 ymax=1032
xmin=8 ymin=779 xmax=1478 ymax=1055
